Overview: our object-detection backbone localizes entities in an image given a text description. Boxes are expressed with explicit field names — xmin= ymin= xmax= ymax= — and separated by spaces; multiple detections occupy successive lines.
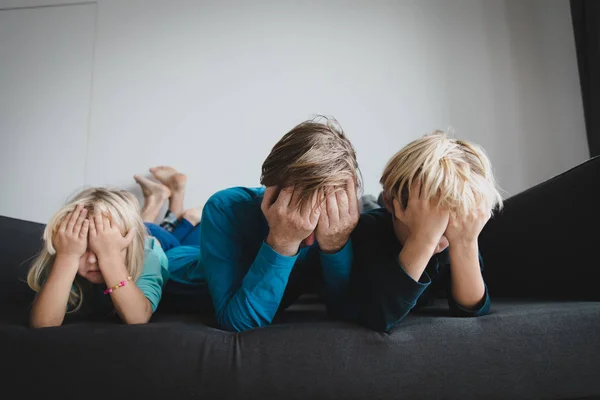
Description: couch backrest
xmin=480 ymin=155 xmax=600 ymax=299
xmin=0 ymin=215 xmax=44 ymax=306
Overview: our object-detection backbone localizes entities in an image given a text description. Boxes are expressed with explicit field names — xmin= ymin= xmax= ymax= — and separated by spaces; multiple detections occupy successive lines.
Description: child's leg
xmin=145 ymin=223 xmax=181 ymax=252
xmin=479 ymin=156 xmax=600 ymax=300
xmin=134 ymin=175 xmax=171 ymax=223
xmin=176 ymin=207 xmax=202 ymax=246
xmin=150 ymin=166 xmax=187 ymax=219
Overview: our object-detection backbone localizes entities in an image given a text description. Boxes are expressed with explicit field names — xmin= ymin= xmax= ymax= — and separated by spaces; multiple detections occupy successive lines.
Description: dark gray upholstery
xmin=2 ymin=157 xmax=600 ymax=400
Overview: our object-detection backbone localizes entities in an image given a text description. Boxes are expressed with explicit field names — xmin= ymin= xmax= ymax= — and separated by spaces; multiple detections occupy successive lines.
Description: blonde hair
xmin=260 ymin=116 xmax=361 ymax=207
xmin=27 ymin=187 xmax=147 ymax=312
xmin=380 ymin=130 xmax=503 ymax=217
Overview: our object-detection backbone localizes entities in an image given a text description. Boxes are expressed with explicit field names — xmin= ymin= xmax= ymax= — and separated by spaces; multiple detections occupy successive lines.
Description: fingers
xmin=94 ymin=212 xmax=104 ymax=232
xmin=261 ymin=186 xmax=278 ymax=212
xmin=88 ymin=215 xmax=96 ymax=237
xmin=103 ymin=216 xmax=112 ymax=230
xmin=66 ymin=204 xmax=82 ymax=233
xmin=412 ymin=180 xmax=422 ymax=201
xmin=309 ymin=190 xmax=321 ymax=225
xmin=276 ymin=186 xmax=294 ymax=208
xmin=336 ymin=188 xmax=349 ymax=217
xmin=392 ymin=198 xmax=405 ymax=221
xmin=123 ymin=227 xmax=136 ymax=246
xmin=345 ymin=178 xmax=359 ymax=216
xmin=72 ymin=206 xmax=88 ymax=236
xmin=289 ymin=186 xmax=304 ymax=210
xmin=58 ymin=212 xmax=71 ymax=233
xmin=79 ymin=219 xmax=89 ymax=239
xmin=325 ymin=189 xmax=340 ymax=226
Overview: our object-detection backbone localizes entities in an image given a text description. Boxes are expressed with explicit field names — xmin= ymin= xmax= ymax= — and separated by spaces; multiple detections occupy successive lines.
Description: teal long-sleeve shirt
xmin=200 ymin=187 xmax=353 ymax=332
xmin=349 ymin=208 xmax=490 ymax=332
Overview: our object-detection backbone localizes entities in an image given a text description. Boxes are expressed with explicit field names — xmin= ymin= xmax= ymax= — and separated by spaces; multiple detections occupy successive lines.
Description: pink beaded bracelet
xmin=104 ymin=276 xmax=132 ymax=295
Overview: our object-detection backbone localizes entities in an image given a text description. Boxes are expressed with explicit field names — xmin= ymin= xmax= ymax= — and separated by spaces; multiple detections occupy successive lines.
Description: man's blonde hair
xmin=261 ymin=116 xmax=360 ymax=206
xmin=27 ymin=187 xmax=147 ymax=312
xmin=381 ymin=130 xmax=503 ymax=217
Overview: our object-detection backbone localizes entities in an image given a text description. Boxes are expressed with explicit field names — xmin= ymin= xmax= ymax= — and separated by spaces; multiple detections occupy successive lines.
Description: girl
xmin=27 ymin=187 xmax=169 ymax=328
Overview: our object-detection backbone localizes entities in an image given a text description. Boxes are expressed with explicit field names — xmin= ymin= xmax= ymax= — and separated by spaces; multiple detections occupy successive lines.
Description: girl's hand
xmin=53 ymin=204 xmax=89 ymax=259
xmin=88 ymin=212 xmax=135 ymax=264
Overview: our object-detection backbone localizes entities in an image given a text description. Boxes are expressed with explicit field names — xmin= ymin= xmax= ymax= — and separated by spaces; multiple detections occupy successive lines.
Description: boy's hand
xmin=394 ymin=183 xmax=449 ymax=246
xmin=262 ymin=186 xmax=321 ymax=256
xmin=445 ymin=205 xmax=491 ymax=246
xmin=88 ymin=212 xmax=135 ymax=266
xmin=53 ymin=204 xmax=89 ymax=260
xmin=316 ymin=178 xmax=359 ymax=253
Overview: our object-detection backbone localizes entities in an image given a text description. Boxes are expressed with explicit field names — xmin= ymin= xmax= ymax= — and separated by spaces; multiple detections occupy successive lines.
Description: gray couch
xmin=2 ymin=157 xmax=600 ymax=400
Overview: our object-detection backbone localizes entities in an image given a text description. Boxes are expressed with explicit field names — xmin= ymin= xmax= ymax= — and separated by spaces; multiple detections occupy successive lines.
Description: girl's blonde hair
xmin=27 ymin=187 xmax=147 ymax=312
xmin=381 ymin=130 xmax=503 ymax=217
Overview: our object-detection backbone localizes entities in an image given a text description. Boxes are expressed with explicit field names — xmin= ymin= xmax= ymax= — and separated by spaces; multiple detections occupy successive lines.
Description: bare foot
xmin=149 ymin=166 xmax=187 ymax=193
xmin=134 ymin=175 xmax=171 ymax=222
xmin=135 ymin=175 xmax=171 ymax=200
xmin=181 ymin=207 xmax=202 ymax=226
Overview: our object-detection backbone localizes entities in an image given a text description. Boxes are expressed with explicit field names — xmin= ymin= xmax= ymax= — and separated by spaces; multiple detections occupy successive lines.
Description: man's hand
xmin=262 ymin=186 xmax=320 ymax=256
xmin=316 ymin=178 xmax=359 ymax=253
xmin=88 ymin=212 xmax=135 ymax=268
xmin=445 ymin=205 xmax=490 ymax=247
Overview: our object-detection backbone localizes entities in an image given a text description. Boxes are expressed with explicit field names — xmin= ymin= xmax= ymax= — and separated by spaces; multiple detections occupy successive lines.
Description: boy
xmin=350 ymin=131 xmax=503 ymax=332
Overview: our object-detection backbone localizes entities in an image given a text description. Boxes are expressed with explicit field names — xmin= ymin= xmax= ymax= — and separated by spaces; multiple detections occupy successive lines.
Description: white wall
xmin=0 ymin=0 xmax=588 ymax=223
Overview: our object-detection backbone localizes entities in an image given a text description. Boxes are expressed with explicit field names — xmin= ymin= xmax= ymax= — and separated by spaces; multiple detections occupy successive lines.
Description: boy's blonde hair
xmin=381 ymin=130 xmax=503 ymax=217
xmin=27 ymin=187 xmax=147 ymax=312
xmin=260 ymin=116 xmax=361 ymax=207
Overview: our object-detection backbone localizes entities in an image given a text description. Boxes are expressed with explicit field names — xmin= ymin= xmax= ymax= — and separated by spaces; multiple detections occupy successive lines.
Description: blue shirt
xmin=138 ymin=237 xmax=170 ymax=312
xmin=200 ymin=187 xmax=353 ymax=332
xmin=350 ymin=208 xmax=490 ymax=332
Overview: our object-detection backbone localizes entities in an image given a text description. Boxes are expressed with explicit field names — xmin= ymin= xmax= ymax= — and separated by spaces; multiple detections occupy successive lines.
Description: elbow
xmin=122 ymin=310 xmax=153 ymax=325
xmin=218 ymin=315 xmax=256 ymax=333
xmin=120 ymin=302 xmax=154 ymax=325
xmin=450 ymin=297 xmax=491 ymax=318
xmin=122 ymin=315 xmax=151 ymax=325
xmin=30 ymin=316 xmax=62 ymax=329
xmin=218 ymin=310 xmax=270 ymax=333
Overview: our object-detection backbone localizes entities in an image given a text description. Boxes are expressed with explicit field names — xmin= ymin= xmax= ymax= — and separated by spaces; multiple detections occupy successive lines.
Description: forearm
xmin=448 ymin=241 xmax=486 ymax=308
xmin=398 ymin=236 xmax=438 ymax=281
xmin=320 ymin=240 xmax=352 ymax=318
xmin=100 ymin=256 xmax=153 ymax=324
xmin=30 ymin=255 xmax=78 ymax=328
xmin=212 ymin=242 xmax=297 ymax=332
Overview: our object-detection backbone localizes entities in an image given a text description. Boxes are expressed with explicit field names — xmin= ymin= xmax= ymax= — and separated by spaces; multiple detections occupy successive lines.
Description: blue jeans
xmin=145 ymin=220 xmax=211 ymax=313
xmin=145 ymin=219 xmax=201 ymax=251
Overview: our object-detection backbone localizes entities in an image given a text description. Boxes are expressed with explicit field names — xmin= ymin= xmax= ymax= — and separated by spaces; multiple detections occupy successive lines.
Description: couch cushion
xmin=1 ymin=300 xmax=599 ymax=400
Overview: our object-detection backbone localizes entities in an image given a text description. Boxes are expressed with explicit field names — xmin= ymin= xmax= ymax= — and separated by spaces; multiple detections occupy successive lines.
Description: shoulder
xmin=204 ymin=187 xmax=264 ymax=212
xmin=202 ymin=187 xmax=265 ymax=232
xmin=142 ymin=237 xmax=169 ymax=275
xmin=354 ymin=207 xmax=393 ymax=238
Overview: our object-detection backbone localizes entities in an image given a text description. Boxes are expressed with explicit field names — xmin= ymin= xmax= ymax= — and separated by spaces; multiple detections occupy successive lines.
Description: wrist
xmin=449 ymin=238 xmax=478 ymax=250
xmin=408 ymin=232 xmax=442 ymax=250
xmin=319 ymin=236 xmax=349 ymax=254
xmin=97 ymin=257 xmax=129 ymax=286
xmin=96 ymin=252 xmax=126 ymax=271
xmin=52 ymin=253 xmax=81 ymax=275
xmin=266 ymin=233 xmax=300 ymax=257
xmin=54 ymin=252 xmax=81 ymax=263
